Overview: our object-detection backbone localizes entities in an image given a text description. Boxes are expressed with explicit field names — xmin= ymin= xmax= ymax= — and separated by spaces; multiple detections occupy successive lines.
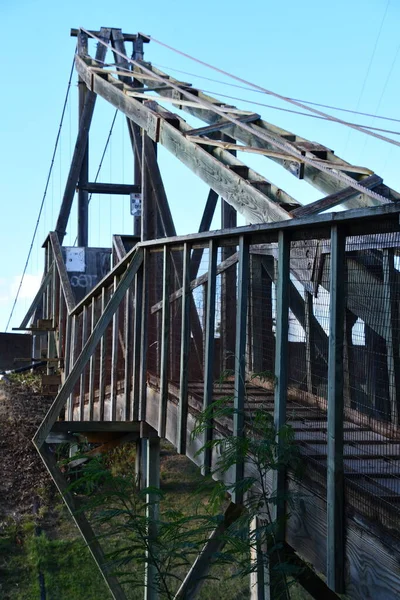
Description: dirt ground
xmin=0 ymin=377 xmax=53 ymax=523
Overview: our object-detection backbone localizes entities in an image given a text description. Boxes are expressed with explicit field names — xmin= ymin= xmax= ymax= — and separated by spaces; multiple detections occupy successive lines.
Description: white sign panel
xmin=65 ymin=247 xmax=85 ymax=272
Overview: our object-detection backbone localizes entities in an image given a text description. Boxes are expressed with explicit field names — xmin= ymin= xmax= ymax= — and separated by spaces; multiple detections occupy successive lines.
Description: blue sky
xmin=1 ymin=0 xmax=399 ymax=330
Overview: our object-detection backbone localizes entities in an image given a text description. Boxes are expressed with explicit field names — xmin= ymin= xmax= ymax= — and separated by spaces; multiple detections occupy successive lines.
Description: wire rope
xmin=5 ymin=58 xmax=75 ymax=332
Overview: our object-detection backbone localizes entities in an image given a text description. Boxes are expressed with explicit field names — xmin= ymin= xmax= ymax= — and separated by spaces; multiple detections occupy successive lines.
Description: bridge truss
xmin=17 ymin=27 xmax=400 ymax=600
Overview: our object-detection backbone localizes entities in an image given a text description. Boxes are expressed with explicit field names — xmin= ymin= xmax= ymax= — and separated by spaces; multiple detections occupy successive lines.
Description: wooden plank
xmin=110 ymin=276 xmax=119 ymax=421
xmin=79 ymin=182 xmax=141 ymax=194
xmin=67 ymin=315 xmax=77 ymax=421
xmin=232 ymin=236 xmax=249 ymax=505
xmin=291 ymin=175 xmax=383 ymax=218
xmin=79 ymin=305 xmax=88 ymax=420
xmin=123 ymin=288 xmax=133 ymax=420
xmin=382 ymin=249 xmax=400 ymax=426
xmin=327 ymin=224 xmax=346 ymax=593
xmin=33 ymin=249 xmax=144 ymax=448
xmin=177 ymin=243 xmax=191 ymax=454
xmin=51 ymin=421 xmax=141 ymax=433
xmin=272 ymin=230 xmax=290 ymax=535
xmin=98 ymin=288 xmax=107 ymax=421
xmin=132 ymin=266 xmax=143 ymax=421
xmin=189 ymin=137 xmax=373 ymax=174
xmin=139 ymin=249 xmax=149 ymax=421
xmin=158 ymin=246 xmax=171 ymax=437
xmin=55 ymin=30 xmax=111 ymax=243
xmin=49 ymin=232 xmax=76 ymax=313
xmin=88 ymin=297 xmax=96 ymax=420
xmin=78 ymin=76 xmax=89 ymax=247
xmin=202 ymin=240 xmax=218 ymax=474
xmin=185 ymin=113 xmax=260 ymax=137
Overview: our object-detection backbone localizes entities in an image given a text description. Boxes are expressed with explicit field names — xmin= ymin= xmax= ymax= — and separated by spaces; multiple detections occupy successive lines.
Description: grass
xmin=1 ymin=441 xmax=313 ymax=599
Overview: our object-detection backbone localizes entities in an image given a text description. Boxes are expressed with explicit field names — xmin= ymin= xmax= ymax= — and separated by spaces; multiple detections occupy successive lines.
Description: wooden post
xmin=124 ymin=287 xmax=133 ymax=420
xmin=249 ymin=254 xmax=264 ymax=374
xmin=382 ymin=248 xmax=399 ymax=426
xmin=88 ymin=297 xmax=96 ymax=420
xmin=144 ymin=434 xmax=161 ymax=600
xmin=220 ymin=184 xmax=237 ymax=372
xmin=158 ymin=246 xmax=171 ymax=437
xmin=99 ymin=288 xmax=107 ymax=421
xmin=78 ymin=76 xmax=89 ymax=247
xmin=110 ymin=276 xmax=119 ymax=421
xmin=272 ymin=230 xmax=290 ymax=534
xmin=139 ymin=250 xmax=149 ymax=422
xmin=304 ymin=291 xmax=315 ymax=394
xmin=177 ymin=243 xmax=191 ymax=454
xmin=327 ymin=224 xmax=346 ymax=593
xmin=79 ymin=304 xmax=88 ymax=420
xmin=202 ymin=239 xmax=217 ymax=474
xmin=250 ymin=516 xmax=270 ymax=600
xmin=232 ymin=235 xmax=249 ymax=505
xmin=132 ymin=265 xmax=143 ymax=421
xmin=67 ymin=315 xmax=77 ymax=421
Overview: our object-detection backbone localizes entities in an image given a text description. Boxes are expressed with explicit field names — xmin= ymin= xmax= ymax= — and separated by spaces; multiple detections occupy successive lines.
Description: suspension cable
xmin=5 ymin=58 xmax=75 ymax=331
xmin=151 ymin=62 xmax=400 ymax=126
xmin=138 ymin=32 xmax=400 ymax=149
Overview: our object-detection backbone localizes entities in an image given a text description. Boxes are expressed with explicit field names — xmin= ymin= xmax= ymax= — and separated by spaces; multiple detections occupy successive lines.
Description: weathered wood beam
xmin=177 ymin=243 xmax=191 ymax=454
xmin=272 ymin=230 xmax=290 ymax=538
xmin=327 ymin=225 xmax=346 ymax=593
xmin=291 ymin=174 xmax=383 ymax=218
xmin=75 ymin=55 xmax=294 ymax=223
xmin=232 ymin=236 xmax=250 ymax=505
xmin=202 ymin=240 xmax=217 ymax=474
xmin=78 ymin=182 xmax=141 ymax=195
xmin=146 ymin=64 xmax=399 ymax=206
xmin=71 ymin=27 xmax=149 ymax=43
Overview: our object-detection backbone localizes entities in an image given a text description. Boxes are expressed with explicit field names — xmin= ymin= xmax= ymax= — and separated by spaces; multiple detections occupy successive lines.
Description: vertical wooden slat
xmin=67 ymin=315 xmax=78 ymax=421
xmin=58 ymin=290 xmax=65 ymax=366
xmin=158 ymin=245 xmax=171 ymax=437
xmin=327 ymin=224 xmax=346 ymax=593
xmin=88 ymin=296 xmax=96 ymax=421
xmin=124 ymin=287 xmax=133 ymax=421
xmin=383 ymin=248 xmax=399 ymax=426
xmin=79 ymin=305 xmax=88 ymax=421
xmin=110 ymin=276 xmax=119 ymax=421
xmin=202 ymin=239 xmax=218 ymax=474
xmin=272 ymin=230 xmax=290 ymax=534
xmin=98 ymin=287 xmax=106 ymax=421
xmin=139 ymin=249 xmax=149 ymax=422
xmin=178 ymin=243 xmax=191 ymax=454
xmin=305 ymin=291 xmax=315 ymax=395
xmin=132 ymin=265 xmax=143 ymax=421
xmin=232 ymin=235 xmax=249 ymax=505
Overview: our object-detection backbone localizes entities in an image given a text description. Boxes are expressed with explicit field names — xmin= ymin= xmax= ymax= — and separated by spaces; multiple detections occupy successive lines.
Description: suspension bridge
xmin=5 ymin=26 xmax=400 ymax=600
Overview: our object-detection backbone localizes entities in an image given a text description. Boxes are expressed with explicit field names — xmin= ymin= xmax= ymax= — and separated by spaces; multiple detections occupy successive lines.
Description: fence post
xmin=327 ymin=223 xmax=346 ymax=593
xmin=232 ymin=235 xmax=249 ymax=505
xmin=272 ymin=230 xmax=290 ymax=535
